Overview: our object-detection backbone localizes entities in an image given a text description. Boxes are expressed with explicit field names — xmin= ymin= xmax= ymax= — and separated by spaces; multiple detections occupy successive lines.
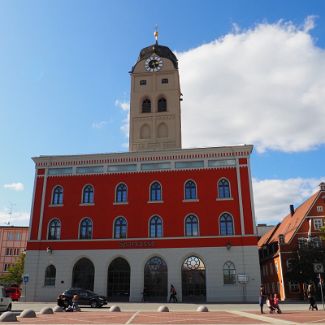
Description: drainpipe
xmin=278 ymin=244 xmax=286 ymax=300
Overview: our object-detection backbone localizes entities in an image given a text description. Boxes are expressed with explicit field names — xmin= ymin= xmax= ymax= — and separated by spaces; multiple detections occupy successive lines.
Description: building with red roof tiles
xmin=258 ymin=183 xmax=325 ymax=300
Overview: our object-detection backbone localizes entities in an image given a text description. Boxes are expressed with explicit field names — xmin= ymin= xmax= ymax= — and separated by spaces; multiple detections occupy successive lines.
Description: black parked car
xmin=61 ymin=288 xmax=108 ymax=308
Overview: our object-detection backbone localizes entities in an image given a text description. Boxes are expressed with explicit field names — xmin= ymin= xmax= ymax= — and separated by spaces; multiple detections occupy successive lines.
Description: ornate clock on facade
xmin=144 ymin=55 xmax=163 ymax=72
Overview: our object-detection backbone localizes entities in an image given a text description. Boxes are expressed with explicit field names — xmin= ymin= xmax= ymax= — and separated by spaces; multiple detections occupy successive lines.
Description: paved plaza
xmin=2 ymin=302 xmax=324 ymax=324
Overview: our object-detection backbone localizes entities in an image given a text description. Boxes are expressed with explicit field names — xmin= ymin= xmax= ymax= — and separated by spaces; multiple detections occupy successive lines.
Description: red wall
xmin=28 ymin=167 xmax=257 ymax=249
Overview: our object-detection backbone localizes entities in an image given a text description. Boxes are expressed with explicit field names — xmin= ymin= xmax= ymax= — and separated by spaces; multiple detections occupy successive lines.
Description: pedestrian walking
xmin=307 ymin=284 xmax=318 ymax=311
xmin=169 ymin=284 xmax=178 ymax=303
xmin=259 ymin=284 xmax=266 ymax=314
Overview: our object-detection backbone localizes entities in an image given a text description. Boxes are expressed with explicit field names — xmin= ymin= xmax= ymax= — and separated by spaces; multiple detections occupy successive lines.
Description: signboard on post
xmin=22 ymin=274 xmax=29 ymax=284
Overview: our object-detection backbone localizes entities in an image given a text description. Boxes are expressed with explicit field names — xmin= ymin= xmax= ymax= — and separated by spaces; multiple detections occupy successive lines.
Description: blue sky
xmin=1 ymin=0 xmax=325 ymax=226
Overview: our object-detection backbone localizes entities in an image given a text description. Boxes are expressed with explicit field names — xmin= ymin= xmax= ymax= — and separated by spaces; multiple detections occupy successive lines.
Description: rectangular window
xmin=7 ymin=232 xmax=14 ymax=240
xmin=314 ymin=218 xmax=323 ymax=230
xmin=48 ymin=167 xmax=73 ymax=175
xmin=175 ymin=161 xmax=204 ymax=169
xmin=108 ymin=164 xmax=137 ymax=172
xmin=141 ymin=162 xmax=171 ymax=171
xmin=140 ymin=80 xmax=147 ymax=85
xmin=208 ymin=159 xmax=236 ymax=167
xmin=3 ymin=264 xmax=12 ymax=272
xmin=298 ymin=237 xmax=306 ymax=248
xmin=289 ymin=281 xmax=300 ymax=293
xmin=16 ymin=232 xmax=21 ymax=240
xmin=161 ymin=78 xmax=168 ymax=84
xmin=317 ymin=206 xmax=324 ymax=212
xmin=76 ymin=166 xmax=104 ymax=174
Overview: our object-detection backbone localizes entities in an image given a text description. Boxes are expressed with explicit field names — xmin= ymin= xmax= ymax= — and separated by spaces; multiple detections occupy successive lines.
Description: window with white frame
xmin=286 ymin=258 xmax=296 ymax=272
xmin=314 ymin=218 xmax=323 ymax=230
xmin=288 ymin=281 xmax=300 ymax=293
xmin=317 ymin=206 xmax=324 ymax=212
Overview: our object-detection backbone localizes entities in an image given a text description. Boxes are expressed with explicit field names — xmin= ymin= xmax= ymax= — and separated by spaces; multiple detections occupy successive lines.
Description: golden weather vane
xmin=154 ymin=25 xmax=159 ymax=44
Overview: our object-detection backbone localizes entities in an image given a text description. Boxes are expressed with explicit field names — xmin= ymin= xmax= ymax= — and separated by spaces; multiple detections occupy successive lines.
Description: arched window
xmin=72 ymin=258 xmax=94 ymax=291
xmin=114 ymin=217 xmax=127 ymax=239
xmin=182 ymin=256 xmax=206 ymax=302
xmin=218 ymin=179 xmax=230 ymax=198
xmin=150 ymin=182 xmax=162 ymax=201
xmin=52 ymin=186 xmax=63 ymax=205
xmin=220 ymin=213 xmax=234 ymax=235
xmin=107 ymin=258 xmax=130 ymax=301
xmin=185 ymin=180 xmax=197 ymax=200
xmin=142 ymin=99 xmax=151 ymax=113
xmin=223 ymin=261 xmax=236 ymax=284
xmin=44 ymin=265 xmax=56 ymax=286
xmin=149 ymin=216 xmax=163 ymax=238
xmin=185 ymin=215 xmax=199 ymax=236
xmin=82 ymin=185 xmax=94 ymax=204
xmin=48 ymin=219 xmax=61 ymax=240
xmin=157 ymin=123 xmax=168 ymax=138
xmin=140 ymin=124 xmax=151 ymax=139
xmin=158 ymin=98 xmax=167 ymax=112
xmin=144 ymin=256 xmax=168 ymax=301
xmin=116 ymin=183 xmax=127 ymax=203
xmin=79 ymin=218 xmax=93 ymax=239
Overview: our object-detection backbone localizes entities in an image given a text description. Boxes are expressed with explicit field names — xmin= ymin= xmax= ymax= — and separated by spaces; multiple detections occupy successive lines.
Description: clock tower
xmin=129 ymin=33 xmax=182 ymax=152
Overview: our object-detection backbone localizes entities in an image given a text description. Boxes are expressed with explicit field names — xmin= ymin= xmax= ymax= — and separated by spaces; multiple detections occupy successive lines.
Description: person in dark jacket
xmin=169 ymin=284 xmax=177 ymax=303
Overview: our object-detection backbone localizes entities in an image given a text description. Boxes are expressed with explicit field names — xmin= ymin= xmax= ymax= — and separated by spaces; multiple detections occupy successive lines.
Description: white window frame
xmin=288 ymin=281 xmax=300 ymax=293
xmin=314 ymin=218 xmax=323 ymax=230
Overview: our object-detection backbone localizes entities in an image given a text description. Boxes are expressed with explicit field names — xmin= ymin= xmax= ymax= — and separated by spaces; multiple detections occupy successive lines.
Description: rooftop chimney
xmin=290 ymin=204 xmax=295 ymax=216
xmin=320 ymin=182 xmax=325 ymax=191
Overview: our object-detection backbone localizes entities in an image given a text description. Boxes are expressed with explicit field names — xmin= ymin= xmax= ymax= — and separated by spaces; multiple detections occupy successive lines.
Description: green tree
xmin=0 ymin=253 xmax=25 ymax=286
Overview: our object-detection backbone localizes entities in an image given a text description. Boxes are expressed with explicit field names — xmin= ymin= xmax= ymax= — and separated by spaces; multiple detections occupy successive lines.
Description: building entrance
xmin=107 ymin=257 xmax=130 ymax=301
xmin=182 ymin=256 xmax=206 ymax=302
xmin=144 ymin=256 xmax=167 ymax=302
xmin=72 ymin=258 xmax=94 ymax=291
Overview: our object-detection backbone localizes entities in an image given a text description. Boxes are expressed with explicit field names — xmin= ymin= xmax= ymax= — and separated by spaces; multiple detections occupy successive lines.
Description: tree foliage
xmin=0 ymin=253 xmax=25 ymax=286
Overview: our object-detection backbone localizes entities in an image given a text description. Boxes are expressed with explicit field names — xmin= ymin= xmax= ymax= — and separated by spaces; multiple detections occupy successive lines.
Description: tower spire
xmin=154 ymin=25 xmax=159 ymax=45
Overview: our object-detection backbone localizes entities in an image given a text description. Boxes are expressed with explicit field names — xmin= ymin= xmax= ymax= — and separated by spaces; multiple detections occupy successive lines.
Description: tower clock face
xmin=145 ymin=56 xmax=163 ymax=72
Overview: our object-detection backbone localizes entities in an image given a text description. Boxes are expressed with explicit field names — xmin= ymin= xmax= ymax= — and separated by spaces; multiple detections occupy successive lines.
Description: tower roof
xmin=132 ymin=43 xmax=178 ymax=72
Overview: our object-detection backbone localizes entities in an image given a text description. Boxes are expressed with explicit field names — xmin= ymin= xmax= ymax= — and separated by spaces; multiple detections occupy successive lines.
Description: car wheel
xmin=7 ymin=304 xmax=12 ymax=311
xmin=90 ymin=301 xmax=97 ymax=308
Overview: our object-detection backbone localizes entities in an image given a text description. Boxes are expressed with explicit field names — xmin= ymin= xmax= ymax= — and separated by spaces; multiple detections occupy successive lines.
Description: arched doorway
xmin=144 ymin=256 xmax=167 ymax=302
xmin=72 ymin=258 xmax=94 ymax=291
xmin=182 ymin=256 xmax=206 ymax=302
xmin=107 ymin=257 xmax=130 ymax=301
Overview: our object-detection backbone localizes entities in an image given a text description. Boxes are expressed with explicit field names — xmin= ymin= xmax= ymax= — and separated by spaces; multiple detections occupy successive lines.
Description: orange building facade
xmin=0 ymin=226 xmax=28 ymax=277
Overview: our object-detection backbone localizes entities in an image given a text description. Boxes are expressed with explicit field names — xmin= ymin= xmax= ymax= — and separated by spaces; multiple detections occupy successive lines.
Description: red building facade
xmin=25 ymin=39 xmax=260 ymax=302
xmin=258 ymin=183 xmax=325 ymax=300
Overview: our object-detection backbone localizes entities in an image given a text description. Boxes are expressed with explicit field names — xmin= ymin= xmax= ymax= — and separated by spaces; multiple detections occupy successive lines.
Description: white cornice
xmin=33 ymin=145 xmax=253 ymax=168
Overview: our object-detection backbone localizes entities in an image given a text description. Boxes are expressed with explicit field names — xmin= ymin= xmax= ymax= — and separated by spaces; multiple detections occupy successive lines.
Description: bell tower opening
xmin=129 ymin=31 xmax=182 ymax=152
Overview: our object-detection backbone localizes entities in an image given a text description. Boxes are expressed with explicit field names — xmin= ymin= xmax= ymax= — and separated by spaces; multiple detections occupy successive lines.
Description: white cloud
xmin=252 ymin=177 xmax=324 ymax=225
xmin=0 ymin=210 xmax=30 ymax=226
xmin=115 ymin=99 xmax=129 ymax=111
xmin=3 ymin=182 xmax=24 ymax=191
xmin=92 ymin=121 xmax=107 ymax=129
xmin=177 ymin=17 xmax=325 ymax=153
xmin=115 ymin=99 xmax=130 ymax=139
